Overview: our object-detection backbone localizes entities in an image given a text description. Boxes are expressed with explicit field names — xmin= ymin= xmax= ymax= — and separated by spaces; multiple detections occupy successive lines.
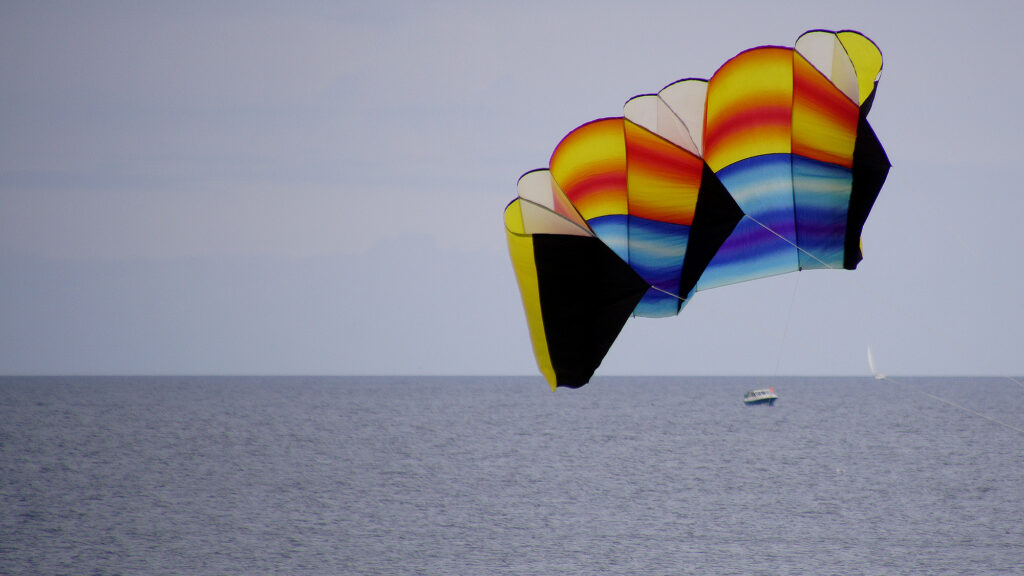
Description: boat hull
xmin=743 ymin=388 xmax=777 ymax=406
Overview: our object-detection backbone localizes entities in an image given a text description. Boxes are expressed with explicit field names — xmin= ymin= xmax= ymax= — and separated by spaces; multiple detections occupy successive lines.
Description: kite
xmin=503 ymin=30 xmax=890 ymax=389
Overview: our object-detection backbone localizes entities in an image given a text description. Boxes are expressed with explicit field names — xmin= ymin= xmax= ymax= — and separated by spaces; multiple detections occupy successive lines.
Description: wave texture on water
xmin=1 ymin=376 xmax=1022 ymax=575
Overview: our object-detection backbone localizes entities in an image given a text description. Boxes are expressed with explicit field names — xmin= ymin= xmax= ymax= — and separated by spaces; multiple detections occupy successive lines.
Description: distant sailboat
xmin=867 ymin=346 xmax=886 ymax=380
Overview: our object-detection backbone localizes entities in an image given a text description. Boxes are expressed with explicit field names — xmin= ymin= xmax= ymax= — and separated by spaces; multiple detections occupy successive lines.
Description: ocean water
xmin=1 ymin=376 xmax=1022 ymax=575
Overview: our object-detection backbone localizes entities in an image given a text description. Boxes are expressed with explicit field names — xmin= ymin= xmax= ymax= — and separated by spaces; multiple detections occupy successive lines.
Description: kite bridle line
xmin=739 ymin=215 xmax=1024 ymax=435
xmin=873 ymin=374 xmax=1024 ymax=436
xmin=639 ymin=214 xmax=1024 ymax=435
xmin=639 ymin=212 xmax=835 ymax=304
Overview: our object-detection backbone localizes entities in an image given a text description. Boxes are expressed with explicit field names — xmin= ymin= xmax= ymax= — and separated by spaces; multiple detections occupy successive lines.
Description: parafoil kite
xmin=504 ymin=30 xmax=890 ymax=389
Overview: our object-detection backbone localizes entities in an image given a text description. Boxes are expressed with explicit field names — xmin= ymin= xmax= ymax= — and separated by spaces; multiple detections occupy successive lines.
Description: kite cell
xmin=504 ymin=30 xmax=890 ymax=389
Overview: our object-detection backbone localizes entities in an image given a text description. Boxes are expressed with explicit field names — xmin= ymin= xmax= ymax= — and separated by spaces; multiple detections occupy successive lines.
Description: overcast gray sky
xmin=2 ymin=1 xmax=1022 ymax=377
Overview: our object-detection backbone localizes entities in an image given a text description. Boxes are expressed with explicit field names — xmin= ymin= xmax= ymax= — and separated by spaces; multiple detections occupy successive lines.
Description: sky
xmin=2 ymin=1 xmax=1022 ymax=377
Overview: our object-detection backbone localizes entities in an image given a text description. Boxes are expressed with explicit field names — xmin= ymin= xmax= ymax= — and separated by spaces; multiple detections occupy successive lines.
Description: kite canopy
xmin=505 ymin=30 xmax=890 ymax=389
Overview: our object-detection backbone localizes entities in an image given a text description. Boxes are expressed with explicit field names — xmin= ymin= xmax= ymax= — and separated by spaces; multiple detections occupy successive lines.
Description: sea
xmin=1 ymin=376 xmax=1022 ymax=575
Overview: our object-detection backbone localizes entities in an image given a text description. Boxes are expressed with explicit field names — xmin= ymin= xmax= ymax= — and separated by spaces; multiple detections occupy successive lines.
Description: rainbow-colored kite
xmin=504 ymin=30 xmax=890 ymax=389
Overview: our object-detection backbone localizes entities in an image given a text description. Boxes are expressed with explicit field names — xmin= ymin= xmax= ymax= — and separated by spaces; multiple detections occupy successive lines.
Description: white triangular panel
xmin=658 ymin=79 xmax=708 ymax=156
xmin=795 ymin=30 xmax=859 ymax=103
xmin=516 ymin=169 xmax=590 ymax=232
xmin=519 ymin=199 xmax=592 ymax=237
xmin=623 ymin=94 xmax=700 ymax=155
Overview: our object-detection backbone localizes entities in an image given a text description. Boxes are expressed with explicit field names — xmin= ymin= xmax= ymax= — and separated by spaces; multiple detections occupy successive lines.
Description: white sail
xmin=867 ymin=346 xmax=886 ymax=380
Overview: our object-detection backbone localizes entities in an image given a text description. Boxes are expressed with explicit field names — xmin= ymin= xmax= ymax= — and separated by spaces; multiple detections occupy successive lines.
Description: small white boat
xmin=743 ymin=387 xmax=778 ymax=406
